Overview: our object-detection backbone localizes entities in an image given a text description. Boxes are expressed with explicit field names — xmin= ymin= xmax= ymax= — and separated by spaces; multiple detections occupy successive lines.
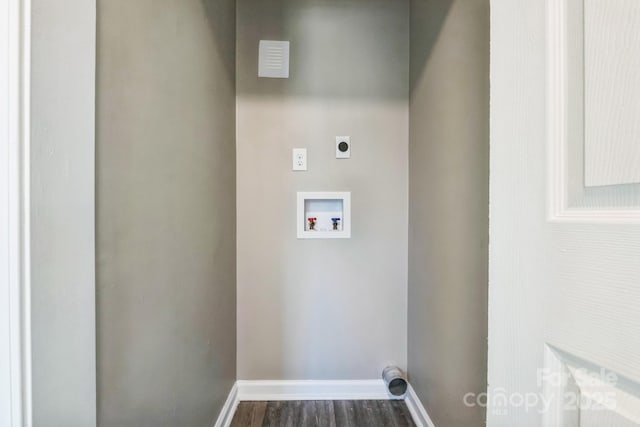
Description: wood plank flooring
xmin=230 ymin=400 xmax=416 ymax=427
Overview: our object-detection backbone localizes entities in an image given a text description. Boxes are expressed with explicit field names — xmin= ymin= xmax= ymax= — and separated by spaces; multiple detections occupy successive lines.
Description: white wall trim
xmin=546 ymin=0 xmax=640 ymax=224
xmin=215 ymin=380 xmax=434 ymax=426
xmin=1 ymin=0 xmax=31 ymax=425
xmin=405 ymin=384 xmax=436 ymax=427
xmin=235 ymin=379 xmax=398 ymax=401
xmin=213 ymin=383 xmax=239 ymax=427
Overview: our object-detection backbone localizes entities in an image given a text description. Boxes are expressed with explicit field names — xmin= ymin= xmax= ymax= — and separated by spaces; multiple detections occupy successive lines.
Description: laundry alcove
xmin=24 ymin=0 xmax=489 ymax=425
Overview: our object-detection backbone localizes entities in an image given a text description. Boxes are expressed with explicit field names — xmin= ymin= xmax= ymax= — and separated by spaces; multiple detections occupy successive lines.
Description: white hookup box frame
xmin=296 ymin=192 xmax=351 ymax=239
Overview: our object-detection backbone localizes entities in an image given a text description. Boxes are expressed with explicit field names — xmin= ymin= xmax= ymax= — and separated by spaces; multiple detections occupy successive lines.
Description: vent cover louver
xmin=258 ymin=40 xmax=290 ymax=79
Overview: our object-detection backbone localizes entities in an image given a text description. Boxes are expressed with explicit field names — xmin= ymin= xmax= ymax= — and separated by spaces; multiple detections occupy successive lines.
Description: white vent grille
xmin=258 ymin=40 xmax=290 ymax=79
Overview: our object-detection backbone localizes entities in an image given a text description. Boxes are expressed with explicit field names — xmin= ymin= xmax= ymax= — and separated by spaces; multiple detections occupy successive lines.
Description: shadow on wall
xmin=408 ymin=1 xmax=490 ymax=427
xmin=409 ymin=0 xmax=453 ymax=93
xmin=202 ymin=0 xmax=236 ymax=85
xmin=237 ymin=0 xmax=411 ymax=101
xmin=235 ymin=0 xmax=456 ymax=99
xmin=96 ymin=0 xmax=237 ymax=424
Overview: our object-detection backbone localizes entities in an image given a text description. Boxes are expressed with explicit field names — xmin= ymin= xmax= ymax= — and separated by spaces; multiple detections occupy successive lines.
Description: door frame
xmin=1 ymin=0 xmax=31 ymax=425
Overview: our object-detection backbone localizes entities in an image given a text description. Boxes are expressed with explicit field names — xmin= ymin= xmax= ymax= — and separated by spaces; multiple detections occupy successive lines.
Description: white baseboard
xmin=215 ymin=380 xmax=435 ymax=427
xmin=213 ymin=382 xmax=239 ymax=427
xmin=235 ymin=379 xmax=400 ymax=401
xmin=405 ymin=384 xmax=436 ymax=427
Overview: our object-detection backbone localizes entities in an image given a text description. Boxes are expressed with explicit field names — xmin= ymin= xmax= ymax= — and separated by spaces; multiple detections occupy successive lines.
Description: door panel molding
xmin=547 ymin=0 xmax=640 ymax=223
xmin=542 ymin=345 xmax=640 ymax=427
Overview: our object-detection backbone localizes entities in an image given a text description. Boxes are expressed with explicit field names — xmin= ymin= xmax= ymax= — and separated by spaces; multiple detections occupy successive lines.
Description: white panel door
xmin=489 ymin=0 xmax=640 ymax=426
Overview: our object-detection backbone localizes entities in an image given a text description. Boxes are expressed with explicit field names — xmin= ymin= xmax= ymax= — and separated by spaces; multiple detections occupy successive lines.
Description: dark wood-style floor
xmin=230 ymin=400 xmax=416 ymax=427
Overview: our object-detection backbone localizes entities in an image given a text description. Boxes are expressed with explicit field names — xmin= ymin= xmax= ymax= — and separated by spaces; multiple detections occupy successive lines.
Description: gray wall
xmin=236 ymin=0 xmax=409 ymax=380
xmin=408 ymin=1 xmax=489 ymax=426
xmin=30 ymin=1 xmax=97 ymax=425
xmin=96 ymin=1 xmax=236 ymax=425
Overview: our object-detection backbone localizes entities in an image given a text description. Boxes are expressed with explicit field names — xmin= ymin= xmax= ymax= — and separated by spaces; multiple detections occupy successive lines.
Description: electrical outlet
xmin=292 ymin=148 xmax=307 ymax=171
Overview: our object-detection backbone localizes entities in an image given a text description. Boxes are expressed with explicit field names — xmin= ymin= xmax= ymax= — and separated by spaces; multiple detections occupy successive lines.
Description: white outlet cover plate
xmin=336 ymin=136 xmax=351 ymax=159
xmin=292 ymin=148 xmax=307 ymax=171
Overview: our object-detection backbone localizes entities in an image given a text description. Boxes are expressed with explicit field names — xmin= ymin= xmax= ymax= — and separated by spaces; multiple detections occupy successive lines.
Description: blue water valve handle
xmin=331 ymin=218 xmax=341 ymax=230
